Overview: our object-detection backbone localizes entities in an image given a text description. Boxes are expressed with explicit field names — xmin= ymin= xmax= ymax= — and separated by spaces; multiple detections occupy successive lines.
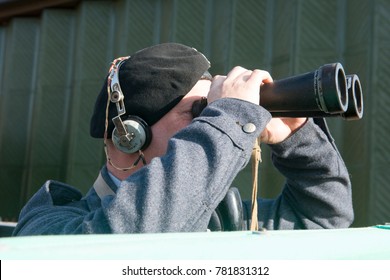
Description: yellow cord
xmin=250 ymin=137 xmax=261 ymax=231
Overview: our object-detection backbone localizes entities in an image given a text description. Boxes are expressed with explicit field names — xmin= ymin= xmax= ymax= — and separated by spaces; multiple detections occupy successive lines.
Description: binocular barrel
xmin=259 ymin=63 xmax=363 ymax=120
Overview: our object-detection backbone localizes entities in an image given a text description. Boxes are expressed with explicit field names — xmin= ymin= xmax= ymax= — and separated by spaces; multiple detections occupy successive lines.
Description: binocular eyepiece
xmin=260 ymin=63 xmax=363 ymax=120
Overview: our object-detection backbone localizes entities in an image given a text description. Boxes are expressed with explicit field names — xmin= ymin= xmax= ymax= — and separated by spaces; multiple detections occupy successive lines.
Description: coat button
xmin=242 ymin=123 xmax=256 ymax=133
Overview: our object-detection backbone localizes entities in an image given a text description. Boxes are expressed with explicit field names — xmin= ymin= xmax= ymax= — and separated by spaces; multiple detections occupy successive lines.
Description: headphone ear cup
xmin=112 ymin=116 xmax=152 ymax=154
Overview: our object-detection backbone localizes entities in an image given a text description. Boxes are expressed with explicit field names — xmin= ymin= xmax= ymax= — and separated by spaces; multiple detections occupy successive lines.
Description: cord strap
xmin=250 ymin=137 xmax=261 ymax=231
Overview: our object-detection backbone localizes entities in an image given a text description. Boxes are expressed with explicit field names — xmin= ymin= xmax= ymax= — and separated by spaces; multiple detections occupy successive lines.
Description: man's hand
xmin=208 ymin=66 xmax=273 ymax=105
xmin=260 ymin=117 xmax=307 ymax=144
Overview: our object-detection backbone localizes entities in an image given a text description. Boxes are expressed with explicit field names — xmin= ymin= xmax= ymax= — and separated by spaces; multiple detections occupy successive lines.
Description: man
xmin=13 ymin=43 xmax=353 ymax=235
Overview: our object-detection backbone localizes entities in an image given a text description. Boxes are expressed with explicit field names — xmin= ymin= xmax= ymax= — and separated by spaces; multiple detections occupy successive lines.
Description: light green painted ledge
xmin=1 ymin=226 xmax=389 ymax=260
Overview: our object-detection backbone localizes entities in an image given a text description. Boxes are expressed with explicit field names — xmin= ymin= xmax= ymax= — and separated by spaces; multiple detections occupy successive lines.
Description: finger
xmin=207 ymin=75 xmax=226 ymax=103
xmin=211 ymin=75 xmax=226 ymax=82
xmin=250 ymin=69 xmax=273 ymax=86
xmin=226 ymin=66 xmax=249 ymax=80
xmin=209 ymin=75 xmax=225 ymax=90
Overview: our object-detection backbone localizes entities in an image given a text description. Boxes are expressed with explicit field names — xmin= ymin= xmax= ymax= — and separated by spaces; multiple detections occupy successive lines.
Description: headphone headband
xmin=105 ymin=56 xmax=152 ymax=155
xmin=108 ymin=57 xmax=129 ymax=116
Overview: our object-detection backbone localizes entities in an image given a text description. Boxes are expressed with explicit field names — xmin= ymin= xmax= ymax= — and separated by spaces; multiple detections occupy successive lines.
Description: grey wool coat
xmin=13 ymin=98 xmax=353 ymax=235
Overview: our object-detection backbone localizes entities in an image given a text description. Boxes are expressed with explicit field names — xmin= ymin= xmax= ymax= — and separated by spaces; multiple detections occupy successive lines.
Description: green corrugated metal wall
xmin=0 ymin=0 xmax=389 ymax=227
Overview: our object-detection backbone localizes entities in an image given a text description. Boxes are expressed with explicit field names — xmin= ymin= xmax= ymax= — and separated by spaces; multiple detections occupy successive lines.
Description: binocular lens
xmin=342 ymin=74 xmax=363 ymax=120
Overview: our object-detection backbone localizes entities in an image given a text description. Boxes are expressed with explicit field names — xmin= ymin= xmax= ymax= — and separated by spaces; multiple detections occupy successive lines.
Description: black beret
xmin=90 ymin=43 xmax=211 ymax=138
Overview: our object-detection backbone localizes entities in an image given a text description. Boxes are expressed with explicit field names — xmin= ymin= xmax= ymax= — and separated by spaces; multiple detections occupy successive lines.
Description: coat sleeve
xmin=243 ymin=118 xmax=354 ymax=230
xmin=13 ymin=99 xmax=272 ymax=235
xmin=101 ymin=99 xmax=271 ymax=233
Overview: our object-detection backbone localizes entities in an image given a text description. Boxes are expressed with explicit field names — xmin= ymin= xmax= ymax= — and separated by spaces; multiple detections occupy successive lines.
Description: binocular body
xmin=260 ymin=63 xmax=363 ymax=120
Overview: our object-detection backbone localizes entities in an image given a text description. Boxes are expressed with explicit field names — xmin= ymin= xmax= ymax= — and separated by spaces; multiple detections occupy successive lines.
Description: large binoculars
xmin=260 ymin=63 xmax=363 ymax=120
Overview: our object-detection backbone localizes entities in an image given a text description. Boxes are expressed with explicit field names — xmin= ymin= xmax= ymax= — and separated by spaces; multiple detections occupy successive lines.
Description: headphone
xmin=107 ymin=57 xmax=152 ymax=154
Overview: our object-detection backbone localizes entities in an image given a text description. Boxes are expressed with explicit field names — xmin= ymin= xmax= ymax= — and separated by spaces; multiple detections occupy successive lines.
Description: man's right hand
xmin=207 ymin=66 xmax=273 ymax=106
